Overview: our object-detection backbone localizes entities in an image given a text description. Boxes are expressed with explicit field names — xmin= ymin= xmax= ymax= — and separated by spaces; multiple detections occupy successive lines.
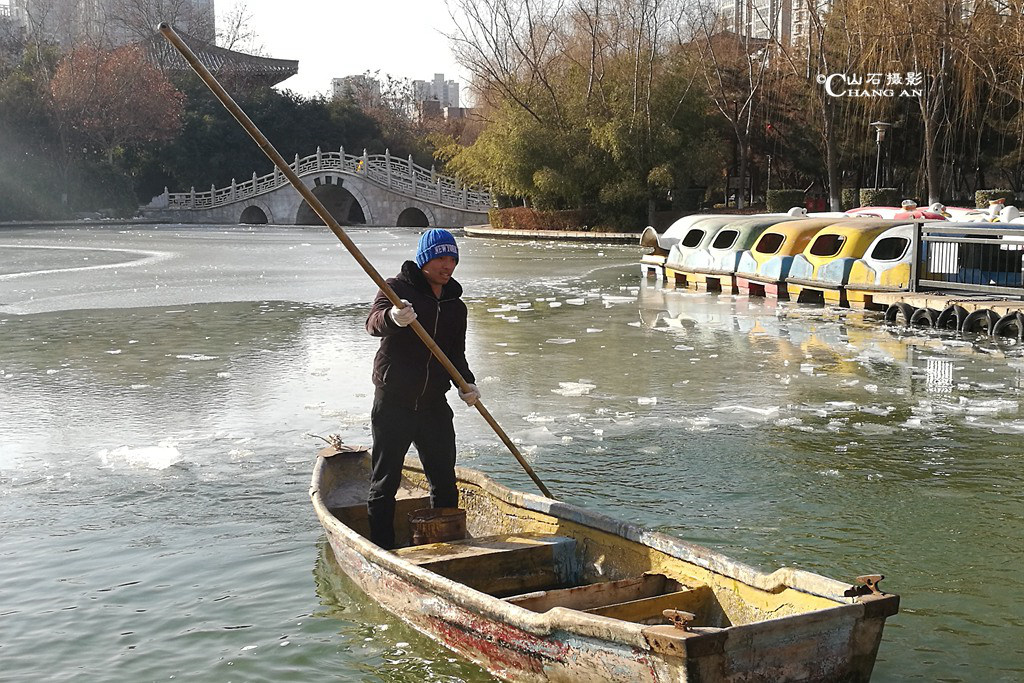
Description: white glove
xmin=388 ymin=300 xmax=417 ymax=327
xmin=458 ymin=383 xmax=481 ymax=406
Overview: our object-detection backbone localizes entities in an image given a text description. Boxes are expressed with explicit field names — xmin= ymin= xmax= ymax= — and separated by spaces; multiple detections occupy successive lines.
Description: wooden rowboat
xmin=310 ymin=444 xmax=899 ymax=682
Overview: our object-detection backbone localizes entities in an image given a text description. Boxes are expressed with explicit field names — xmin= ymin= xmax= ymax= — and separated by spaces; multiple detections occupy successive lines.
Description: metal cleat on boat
xmin=844 ymin=574 xmax=885 ymax=597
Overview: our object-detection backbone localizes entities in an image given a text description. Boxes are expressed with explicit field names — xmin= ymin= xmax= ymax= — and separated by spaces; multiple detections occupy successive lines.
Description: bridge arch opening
xmin=397 ymin=207 xmax=429 ymax=227
xmin=239 ymin=205 xmax=268 ymax=224
xmin=296 ymin=184 xmax=366 ymax=225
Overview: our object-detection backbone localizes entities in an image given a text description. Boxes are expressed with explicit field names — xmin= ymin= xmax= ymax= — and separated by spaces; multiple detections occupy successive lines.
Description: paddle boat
xmin=667 ymin=215 xmax=801 ymax=293
xmin=663 ymin=216 xmax=743 ymax=289
xmin=785 ymin=219 xmax=894 ymax=305
xmin=845 ymin=223 xmax=916 ymax=309
xmin=735 ymin=218 xmax=841 ymax=299
xmin=311 ymin=443 xmax=899 ymax=682
xmin=640 ymin=214 xmax=721 ymax=281
xmin=845 ymin=206 xmax=902 ymax=219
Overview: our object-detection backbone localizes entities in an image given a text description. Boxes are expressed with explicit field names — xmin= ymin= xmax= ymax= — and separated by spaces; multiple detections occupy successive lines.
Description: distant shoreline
xmin=463 ymin=224 xmax=638 ymax=243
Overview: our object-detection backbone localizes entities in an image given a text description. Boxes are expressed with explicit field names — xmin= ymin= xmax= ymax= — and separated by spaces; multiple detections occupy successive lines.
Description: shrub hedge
xmin=766 ymin=189 xmax=805 ymax=212
xmin=975 ymin=189 xmax=1015 ymax=208
xmin=858 ymin=188 xmax=901 ymax=207
xmin=488 ymin=207 xmax=599 ymax=230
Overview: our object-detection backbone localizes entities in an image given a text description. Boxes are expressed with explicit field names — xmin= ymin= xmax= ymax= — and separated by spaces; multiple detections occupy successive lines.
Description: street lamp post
xmin=869 ymin=121 xmax=891 ymax=190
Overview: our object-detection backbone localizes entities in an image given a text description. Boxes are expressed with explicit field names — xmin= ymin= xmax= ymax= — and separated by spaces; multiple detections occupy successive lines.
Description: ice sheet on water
xmin=826 ymin=401 xmax=857 ymax=410
xmin=851 ymin=422 xmax=897 ymax=436
xmin=98 ymin=444 xmax=182 ymax=470
xmin=524 ymin=413 xmax=556 ymax=423
xmin=859 ymin=405 xmax=893 ymax=416
xmin=960 ymin=397 xmax=1018 ymax=415
xmin=552 ymin=381 xmax=596 ymax=396
xmin=713 ymin=404 xmax=779 ymax=418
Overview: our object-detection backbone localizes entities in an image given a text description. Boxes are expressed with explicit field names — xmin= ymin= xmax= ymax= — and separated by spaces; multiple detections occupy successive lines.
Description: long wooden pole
xmin=158 ymin=23 xmax=552 ymax=498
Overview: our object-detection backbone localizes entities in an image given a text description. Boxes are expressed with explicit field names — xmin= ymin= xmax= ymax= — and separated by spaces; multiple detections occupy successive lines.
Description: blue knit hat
xmin=415 ymin=229 xmax=459 ymax=268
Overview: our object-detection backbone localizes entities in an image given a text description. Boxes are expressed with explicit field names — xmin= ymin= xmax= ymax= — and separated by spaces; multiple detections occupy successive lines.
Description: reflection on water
xmin=312 ymin=541 xmax=492 ymax=683
xmin=2 ymin=226 xmax=1024 ymax=682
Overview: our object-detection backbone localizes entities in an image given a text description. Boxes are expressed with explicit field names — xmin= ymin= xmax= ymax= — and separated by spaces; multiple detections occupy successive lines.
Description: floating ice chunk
xmin=505 ymin=352 xmax=519 ymax=356
xmin=819 ymin=469 xmax=841 ymax=477
xmin=977 ymin=382 xmax=1006 ymax=390
xmin=98 ymin=444 xmax=182 ymax=470
xmin=839 ymin=379 xmax=860 ymax=387
xmin=686 ymin=417 xmax=718 ymax=432
xmin=524 ymin=413 xmax=556 ymax=423
xmin=852 ymin=422 xmax=897 ymax=436
xmin=864 ymin=384 xmax=879 ymax=393
xmin=960 ymin=397 xmax=1017 ymax=415
xmin=546 ymin=338 xmax=576 ymax=344
xmin=859 ymin=405 xmax=893 ymax=416
xmin=216 ymin=372 xmax=231 ymax=378
xmin=552 ymin=381 xmax=596 ymax=396
xmin=673 ymin=344 xmax=694 ymax=351
xmin=241 ymin=645 xmax=258 ymax=651
xmin=800 ymin=363 xmax=815 ymax=374
xmin=627 ymin=322 xmax=641 ymax=327
xmin=586 ymin=328 xmax=602 ymax=333
xmin=106 ymin=349 xmax=122 ymax=355
xmin=548 ymin=302 xmax=563 ymax=308
xmin=593 ymin=428 xmax=604 ymax=436
xmin=637 ymin=397 xmax=657 ymax=405
xmin=826 ymin=401 xmax=857 ymax=410
xmin=45 ymin=368 xmax=59 ymax=375
xmin=504 ymin=316 xmax=520 ymax=323
xmin=175 ymin=354 xmax=218 ymax=361
xmin=566 ymin=298 xmax=585 ymax=305
xmin=714 ymin=404 xmax=779 ymax=417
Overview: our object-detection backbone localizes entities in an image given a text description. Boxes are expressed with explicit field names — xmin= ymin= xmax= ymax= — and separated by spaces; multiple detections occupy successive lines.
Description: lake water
xmin=1 ymin=224 xmax=1022 ymax=682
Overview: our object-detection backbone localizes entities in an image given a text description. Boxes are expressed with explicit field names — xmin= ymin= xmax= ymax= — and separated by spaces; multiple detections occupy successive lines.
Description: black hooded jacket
xmin=366 ymin=260 xmax=475 ymax=409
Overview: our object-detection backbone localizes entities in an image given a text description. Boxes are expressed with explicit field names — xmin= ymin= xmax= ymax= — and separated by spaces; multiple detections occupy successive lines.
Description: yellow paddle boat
xmin=735 ymin=218 xmax=840 ymax=299
xmin=785 ymin=220 xmax=895 ymax=305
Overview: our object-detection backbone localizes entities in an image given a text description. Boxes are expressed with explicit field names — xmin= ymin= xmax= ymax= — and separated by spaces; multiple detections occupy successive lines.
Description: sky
xmin=231 ymin=0 xmax=473 ymax=102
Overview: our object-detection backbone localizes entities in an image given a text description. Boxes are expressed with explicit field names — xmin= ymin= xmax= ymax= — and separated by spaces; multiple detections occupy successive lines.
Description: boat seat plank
xmin=394 ymin=533 xmax=578 ymax=597
xmin=585 ymin=586 xmax=723 ymax=626
xmin=506 ymin=573 xmax=689 ymax=613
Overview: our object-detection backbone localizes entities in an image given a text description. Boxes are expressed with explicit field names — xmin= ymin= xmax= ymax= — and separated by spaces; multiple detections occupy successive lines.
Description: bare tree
xmin=682 ymin=1 xmax=774 ymax=209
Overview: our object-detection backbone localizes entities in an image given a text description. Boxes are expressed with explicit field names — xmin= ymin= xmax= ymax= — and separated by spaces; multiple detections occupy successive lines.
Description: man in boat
xmin=364 ymin=228 xmax=480 ymax=549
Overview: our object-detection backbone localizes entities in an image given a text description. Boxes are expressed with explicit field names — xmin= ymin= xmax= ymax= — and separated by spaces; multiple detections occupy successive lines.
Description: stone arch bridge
xmin=142 ymin=148 xmax=491 ymax=227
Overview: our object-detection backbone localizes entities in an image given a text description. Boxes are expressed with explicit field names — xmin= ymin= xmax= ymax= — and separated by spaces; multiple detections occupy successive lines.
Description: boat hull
xmin=311 ymin=450 xmax=898 ymax=682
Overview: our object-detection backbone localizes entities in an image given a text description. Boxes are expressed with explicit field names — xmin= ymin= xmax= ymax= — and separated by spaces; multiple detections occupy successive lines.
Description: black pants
xmin=367 ymin=392 xmax=458 ymax=549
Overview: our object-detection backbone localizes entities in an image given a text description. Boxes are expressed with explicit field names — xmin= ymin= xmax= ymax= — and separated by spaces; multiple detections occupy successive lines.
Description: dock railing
xmin=913 ymin=222 xmax=1024 ymax=296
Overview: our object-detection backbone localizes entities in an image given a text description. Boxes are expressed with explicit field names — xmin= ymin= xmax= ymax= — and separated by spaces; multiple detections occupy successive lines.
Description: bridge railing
xmin=156 ymin=147 xmax=491 ymax=213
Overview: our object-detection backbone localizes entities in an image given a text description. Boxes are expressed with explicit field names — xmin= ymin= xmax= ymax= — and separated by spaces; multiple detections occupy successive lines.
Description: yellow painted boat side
xmin=749 ymin=219 xmax=837 ymax=268
xmin=801 ymin=220 xmax=892 ymax=274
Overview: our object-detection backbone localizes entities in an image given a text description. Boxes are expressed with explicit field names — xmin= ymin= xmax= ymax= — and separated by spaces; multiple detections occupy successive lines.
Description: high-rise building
xmin=9 ymin=0 xmax=216 ymax=47
xmin=412 ymin=73 xmax=459 ymax=109
xmin=332 ymin=74 xmax=381 ymax=108
xmin=716 ymin=0 xmax=836 ymax=46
